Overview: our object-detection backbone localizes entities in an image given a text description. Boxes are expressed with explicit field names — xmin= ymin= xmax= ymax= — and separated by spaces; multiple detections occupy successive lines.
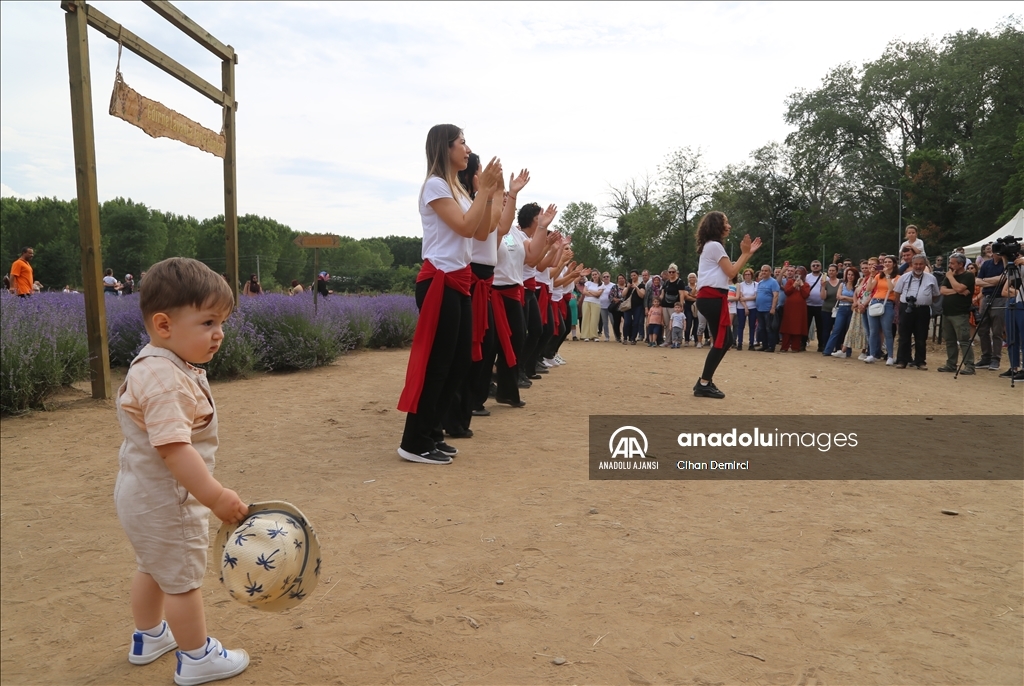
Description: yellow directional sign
xmin=293 ymin=234 xmax=341 ymax=249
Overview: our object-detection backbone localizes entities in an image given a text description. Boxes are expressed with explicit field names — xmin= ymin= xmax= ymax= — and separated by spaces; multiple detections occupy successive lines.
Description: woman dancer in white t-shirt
xmin=693 ymin=211 xmax=761 ymax=399
xmin=397 ymin=124 xmax=501 ymax=464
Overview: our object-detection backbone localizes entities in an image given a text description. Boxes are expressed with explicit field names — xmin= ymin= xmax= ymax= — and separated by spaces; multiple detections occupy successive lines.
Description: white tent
xmin=962 ymin=208 xmax=1024 ymax=258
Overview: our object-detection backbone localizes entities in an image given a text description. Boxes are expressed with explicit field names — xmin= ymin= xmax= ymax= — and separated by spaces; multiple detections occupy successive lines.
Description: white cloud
xmin=1 ymin=1 xmax=1017 ymax=238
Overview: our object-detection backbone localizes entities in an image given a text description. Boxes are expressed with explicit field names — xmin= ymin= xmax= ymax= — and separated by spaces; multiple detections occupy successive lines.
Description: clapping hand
xmin=538 ymin=204 xmax=558 ymax=230
xmin=546 ymin=230 xmax=562 ymax=245
xmin=740 ymin=234 xmax=762 ymax=255
xmin=479 ymin=157 xmax=503 ymax=194
xmin=509 ymin=169 xmax=530 ymax=196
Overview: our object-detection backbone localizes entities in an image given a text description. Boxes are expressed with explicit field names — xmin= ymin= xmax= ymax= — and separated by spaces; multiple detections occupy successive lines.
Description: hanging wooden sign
xmin=109 ymin=74 xmax=225 ymax=157
xmin=293 ymin=234 xmax=342 ymax=249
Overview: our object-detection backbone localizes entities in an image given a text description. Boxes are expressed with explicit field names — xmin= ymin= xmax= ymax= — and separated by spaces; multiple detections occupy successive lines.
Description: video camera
xmin=992 ymin=234 xmax=1022 ymax=260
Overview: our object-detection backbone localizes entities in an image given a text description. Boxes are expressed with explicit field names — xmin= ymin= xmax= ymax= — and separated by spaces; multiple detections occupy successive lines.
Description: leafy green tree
xmin=162 ymin=212 xmax=199 ymax=260
xmin=1 ymin=196 xmax=80 ymax=288
xmin=100 ymin=198 xmax=168 ymax=279
xmin=380 ymin=235 xmax=422 ymax=268
xmin=554 ymin=201 xmax=611 ymax=272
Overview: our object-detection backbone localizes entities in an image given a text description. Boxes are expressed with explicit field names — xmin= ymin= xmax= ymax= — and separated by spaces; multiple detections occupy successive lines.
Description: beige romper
xmin=114 ymin=345 xmax=218 ymax=594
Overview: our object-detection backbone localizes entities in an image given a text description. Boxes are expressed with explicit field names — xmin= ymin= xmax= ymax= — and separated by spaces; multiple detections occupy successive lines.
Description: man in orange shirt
xmin=9 ymin=247 xmax=35 ymax=297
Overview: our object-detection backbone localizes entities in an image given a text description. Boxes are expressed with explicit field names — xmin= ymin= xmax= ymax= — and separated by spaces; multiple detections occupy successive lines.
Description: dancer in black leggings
xmin=693 ymin=211 xmax=762 ymax=399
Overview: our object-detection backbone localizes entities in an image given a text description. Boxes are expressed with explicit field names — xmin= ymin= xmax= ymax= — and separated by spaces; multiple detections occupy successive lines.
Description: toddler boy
xmin=670 ymin=302 xmax=685 ymax=348
xmin=115 ymin=257 xmax=250 ymax=686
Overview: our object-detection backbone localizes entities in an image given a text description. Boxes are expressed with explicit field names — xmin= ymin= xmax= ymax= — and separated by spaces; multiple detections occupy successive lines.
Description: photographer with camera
xmin=999 ymin=251 xmax=1024 ymax=381
xmin=975 ymin=250 xmax=1007 ymax=371
xmin=893 ymin=255 xmax=940 ymax=369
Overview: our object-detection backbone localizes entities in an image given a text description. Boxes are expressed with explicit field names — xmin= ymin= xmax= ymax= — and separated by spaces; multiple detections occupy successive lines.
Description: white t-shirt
xmin=420 ymin=176 xmax=471 ymax=273
xmin=514 ymin=225 xmax=539 ymax=283
xmin=900 ymin=238 xmax=926 ymax=257
xmin=583 ymin=279 xmax=602 ymax=305
xmin=470 ymin=225 xmax=498 ymax=266
xmin=103 ymin=275 xmax=117 ymax=288
xmin=598 ymin=282 xmax=614 ymax=308
xmin=738 ymin=280 xmax=758 ymax=307
xmin=728 ymin=284 xmax=738 ymax=314
xmin=494 ymin=228 xmax=525 ymax=286
xmin=697 ymin=241 xmax=729 ymax=289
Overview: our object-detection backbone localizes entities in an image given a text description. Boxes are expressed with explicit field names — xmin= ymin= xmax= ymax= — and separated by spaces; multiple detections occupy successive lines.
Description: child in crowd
xmin=115 ymin=257 xmax=251 ymax=686
xmin=670 ymin=301 xmax=685 ymax=348
xmin=646 ymin=296 xmax=663 ymax=347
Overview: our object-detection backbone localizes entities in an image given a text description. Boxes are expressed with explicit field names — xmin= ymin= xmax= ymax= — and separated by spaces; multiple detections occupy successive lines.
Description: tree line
xmin=0 ymin=195 xmax=424 ymax=293
xmin=554 ymin=20 xmax=1023 ymax=276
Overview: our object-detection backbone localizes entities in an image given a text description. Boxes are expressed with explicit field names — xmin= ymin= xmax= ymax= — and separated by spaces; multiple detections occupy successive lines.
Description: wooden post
xmin=65 ymin=1 xmax=111 ymax=400
xmin=222 ymin=52 xmax=239 ymax=303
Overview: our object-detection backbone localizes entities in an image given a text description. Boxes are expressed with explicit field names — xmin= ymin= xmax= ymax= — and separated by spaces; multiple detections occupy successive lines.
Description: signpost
xmin=62 ymin=0 xmax=239 ymax=400
xmin=293 ymin=235 xmax=341 ymax=313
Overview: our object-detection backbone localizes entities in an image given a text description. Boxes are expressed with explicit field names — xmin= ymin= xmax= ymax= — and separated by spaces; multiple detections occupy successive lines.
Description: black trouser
xmin=548 ymin=304 xmax=571 ymax=357
xmin=401 ymin=280 xmax=472 ymax=454
xmin=521 ymin=289 xmax=543 ymax=378
xmin=445 ymin=266 xmax=495 ymax=434
xmin=492 ymin=287 xmax=525 ymax=403
xmin=534 ymin=300 xmax=555 ymax=367
xmin=696 ymin=295 xmax=734 ymax=382
xmin=897 ymin=304 xmax=931 ymax=366
xmin=817 ymin=307 xmax=834 ymax=354
xmin=806 ymin=305 xmax=823 ymax=351
xmin=611 ymin=308 xmax=623 ymax=340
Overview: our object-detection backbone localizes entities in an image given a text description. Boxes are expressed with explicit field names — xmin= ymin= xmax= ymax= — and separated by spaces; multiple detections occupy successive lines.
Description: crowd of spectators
xmin=564 ymin=227 xmax=1024 ymax=381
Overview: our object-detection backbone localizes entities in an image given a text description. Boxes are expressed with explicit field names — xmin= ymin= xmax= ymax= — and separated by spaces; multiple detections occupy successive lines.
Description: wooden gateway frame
xmin=61 ymin=0 xmax=239 ymax=399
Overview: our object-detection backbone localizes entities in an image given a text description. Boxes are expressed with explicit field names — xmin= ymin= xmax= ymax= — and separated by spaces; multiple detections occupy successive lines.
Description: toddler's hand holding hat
xmin=213 ymin=488 xmax=248 ymax=525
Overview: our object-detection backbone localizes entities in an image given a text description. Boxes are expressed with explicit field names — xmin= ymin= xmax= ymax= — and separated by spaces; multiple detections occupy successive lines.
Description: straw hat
xmin=215 ymin=501 xmax=321 ymax=612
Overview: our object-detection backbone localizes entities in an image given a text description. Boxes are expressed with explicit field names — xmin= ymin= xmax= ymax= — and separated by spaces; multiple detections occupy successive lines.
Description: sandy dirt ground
xmin=1 ymin=340 xmax=1022 ymax=686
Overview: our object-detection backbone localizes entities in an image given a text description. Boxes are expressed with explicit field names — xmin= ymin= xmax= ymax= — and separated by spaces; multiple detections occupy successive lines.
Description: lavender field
xmin=0 ymin=291 xmax=418 ymax=414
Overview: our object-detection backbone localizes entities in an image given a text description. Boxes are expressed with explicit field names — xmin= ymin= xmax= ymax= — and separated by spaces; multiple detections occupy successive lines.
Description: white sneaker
xmin=885 ymin=357 xmax=895 ymax=366
xmin=858 ymin=353 xmax=868 ymax=361
xmin=553 ymin=355 xmax=566 ymax=365
xmin=128 ymin=621 xmax=177 ymax=665
xmin=696 ymin=342 xmax=703 ymax=349
xmin=541 ymin=358 xmax=555 ymax=368
xmin=864 ymin=356 xmax=877 ymax=364
xmin=174 ymin=637 xmax=249 ymax=686
xmin=830 ymin=351 xmax=845 ymax=358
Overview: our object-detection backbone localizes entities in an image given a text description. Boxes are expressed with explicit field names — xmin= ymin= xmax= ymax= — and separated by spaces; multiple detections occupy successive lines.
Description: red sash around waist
xmin=491 ymin=285 xmax=523 ymax=366
xmin=397 ymin=261 xmax=472 ymax=413
xmin=538 ymin=282 xmax=551 ymax=325
xmin=523 ymin=277 xmax=538 ymax=291
xmin=697 ymin=286 xmax=731 ymax=349
xmin=471 ymin=273 xmax=494 ymax=362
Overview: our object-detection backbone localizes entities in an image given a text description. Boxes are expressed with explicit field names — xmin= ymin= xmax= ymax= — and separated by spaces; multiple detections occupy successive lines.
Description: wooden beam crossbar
xmin=60 ymin=1 xmax=235 ymax=110
xmin=142 ymin=0 xmax=235 ymax=62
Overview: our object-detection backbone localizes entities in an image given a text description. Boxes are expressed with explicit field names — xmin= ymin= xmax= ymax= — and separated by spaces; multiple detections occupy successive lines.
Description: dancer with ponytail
xmin=693 ymin=211 xmax=761 ymax=399
xmin=397 ymin=125 xmax=501 ymax=464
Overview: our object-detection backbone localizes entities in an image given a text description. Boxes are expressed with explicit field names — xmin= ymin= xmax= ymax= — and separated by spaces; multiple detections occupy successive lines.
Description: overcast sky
xmin=0 ymin=1 xmax=1015 ymax=238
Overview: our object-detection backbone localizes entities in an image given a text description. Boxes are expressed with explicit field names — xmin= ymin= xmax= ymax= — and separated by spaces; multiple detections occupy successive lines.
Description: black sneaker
xmin=977 ymin=357 xmax=991 ymax=367
xmin=517 ymin=377 xmax=532 ymax=388
xmin=693 ymin=379 xmax=726 ymax=399
xmin=435 ymin=441 xmax=458 ymax=456
xmin=398 ymin=448 xmax=452 ymax=465
xmin=447 ymin=428 xmax=474 ymax=438
xmin=960 ymin=368 xmax=976 ymax=375
xmin=471 ymin=408 xmax=491 ymax=417
xmin=534 ymin=366 xmax=549 ymax=374
xmin=1014 ymin=370 xmax=1024 ymax=381
xmin=999 ymin=368 xmax=1016 ymax=378
xmin=495 ymin=397 xmax=526 ymax=408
